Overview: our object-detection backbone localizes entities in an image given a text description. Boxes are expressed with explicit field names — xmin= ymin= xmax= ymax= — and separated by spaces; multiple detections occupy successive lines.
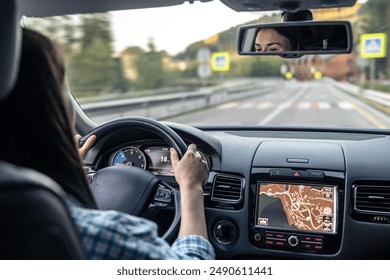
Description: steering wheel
xmin=80 ymin=117 xmax=187 ymax=242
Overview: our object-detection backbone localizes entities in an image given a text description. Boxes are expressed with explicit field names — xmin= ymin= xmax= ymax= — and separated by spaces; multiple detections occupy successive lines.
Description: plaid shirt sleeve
xmin=67 ymin=197 xmax=215 ymax=260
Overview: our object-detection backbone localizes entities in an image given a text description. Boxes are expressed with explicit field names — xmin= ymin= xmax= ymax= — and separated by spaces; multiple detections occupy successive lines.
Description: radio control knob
xmin=288 ymin=235 xmax=299 ymax=247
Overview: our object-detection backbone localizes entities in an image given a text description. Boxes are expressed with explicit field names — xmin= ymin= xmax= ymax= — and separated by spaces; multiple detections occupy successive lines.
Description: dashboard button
xmin=254 ymin=233 xmax=262 ymax=242
xmin=270 ymin=169 xmax=285 ymax=177
xmin=303 ymin=236 xmax=312 ymax=241
xmin=285 ymin=170 xmax=308 ymax=178
xmin=314 ymin=237 xmax=323 ymax=242
xmin=275 ymin=241 xmax=286 ymax=246
xmin=308 ymin=171 xmax=324 ymax=179
xmin=275 ymin=233 xmax=286 ymax=239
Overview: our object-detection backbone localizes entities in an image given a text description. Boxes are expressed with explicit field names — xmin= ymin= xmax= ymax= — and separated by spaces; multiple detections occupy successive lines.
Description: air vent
xmin=212 ymin=175 xmax=243 ymax=202
xmin=355 ymin=185 xmax=390 ymax=214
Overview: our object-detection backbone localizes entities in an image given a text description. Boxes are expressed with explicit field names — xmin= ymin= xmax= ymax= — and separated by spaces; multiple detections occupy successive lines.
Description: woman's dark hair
xmin=273 ymin=27 xmax=299 ymax=50
xmin=0 ymin=28 xmax=97 ymax=209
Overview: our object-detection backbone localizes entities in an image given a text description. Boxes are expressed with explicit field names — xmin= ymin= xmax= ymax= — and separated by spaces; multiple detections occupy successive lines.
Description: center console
xmin=249 ymin=141 xmax=345 ymax=255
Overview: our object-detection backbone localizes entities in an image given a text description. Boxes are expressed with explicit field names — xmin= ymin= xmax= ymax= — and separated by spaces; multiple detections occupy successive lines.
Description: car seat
xmin=0 ymin=162 xmax=87 ymax=259
xmin=0 ymin=0 xmax=86 ymax=259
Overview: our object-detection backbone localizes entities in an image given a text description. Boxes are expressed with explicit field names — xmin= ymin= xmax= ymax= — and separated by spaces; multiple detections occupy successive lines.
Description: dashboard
xmin=84 ymin=123 xmax=390 ymax=260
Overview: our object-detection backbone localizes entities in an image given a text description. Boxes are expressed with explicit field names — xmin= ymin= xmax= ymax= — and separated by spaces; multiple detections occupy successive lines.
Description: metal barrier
xmin=327 ymin=78 xmax=390 ymax=114
xmin=79 ymin=79 xmax=282 ymax=123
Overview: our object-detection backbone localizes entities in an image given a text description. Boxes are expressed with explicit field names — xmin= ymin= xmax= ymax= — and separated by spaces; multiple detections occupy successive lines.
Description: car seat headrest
xmin=0 ymin=0 xmax=21 ymax=101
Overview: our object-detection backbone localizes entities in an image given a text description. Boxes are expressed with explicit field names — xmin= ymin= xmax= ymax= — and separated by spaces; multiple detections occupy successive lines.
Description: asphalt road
xmin=165 ymin=80 xmax=390 ymax=129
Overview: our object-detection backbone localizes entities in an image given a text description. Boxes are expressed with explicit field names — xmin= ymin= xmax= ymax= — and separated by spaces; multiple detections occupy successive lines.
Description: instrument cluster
xmin=110 ymin=145 xmax=210 ymax=176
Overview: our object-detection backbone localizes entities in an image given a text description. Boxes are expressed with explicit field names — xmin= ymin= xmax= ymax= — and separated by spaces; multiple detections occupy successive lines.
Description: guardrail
xmin=80 ymin=79 xmax=282 ymax=123
xmin=326 ymin=78 xmax=390 ymax=114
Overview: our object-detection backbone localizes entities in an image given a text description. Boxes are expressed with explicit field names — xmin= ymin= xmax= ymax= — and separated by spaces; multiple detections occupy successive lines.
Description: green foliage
xmin=360 ymin=81 xmax=390 ymax=93
xmin=362 ymin=0 xmax=389 ymax=34
xmin=362 ymin=0 xmax=390 ymax=78
xmin=68 ymin=14 xmax=129 ymax=97
xmin=249 ymin=57 xmax=283 ymax=77
xmin=113 ymin=58 xmax=130 ymax=93
xmin=69 ymin=37 xmax=116 ymax=96
xmin=26 ymin=14 xmax=129 ymax=97
xmin=134 ymin=40 xmax=165 ymax=90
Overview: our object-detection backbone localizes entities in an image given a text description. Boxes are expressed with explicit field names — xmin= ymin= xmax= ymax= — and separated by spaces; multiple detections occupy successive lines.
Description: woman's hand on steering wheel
xmin=75 ymin=134 xmax=97 ymax=160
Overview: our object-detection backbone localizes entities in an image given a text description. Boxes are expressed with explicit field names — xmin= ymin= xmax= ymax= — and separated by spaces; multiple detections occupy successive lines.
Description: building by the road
xmin=292 ymin=53 xmax=359 ymax=82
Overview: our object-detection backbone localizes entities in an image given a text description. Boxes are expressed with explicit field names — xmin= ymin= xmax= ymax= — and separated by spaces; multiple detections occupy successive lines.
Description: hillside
xmin=176 ymin=3 xmax=362 ymax=60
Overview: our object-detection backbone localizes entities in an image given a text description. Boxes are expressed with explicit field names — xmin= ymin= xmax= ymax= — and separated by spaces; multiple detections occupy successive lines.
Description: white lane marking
xmin=240 ymin=102 xmax=255 ymax=109
xmin=297 ymin=102 xmax=311 ymax=109
xmin=258 ymin=86 xmax=307 ymax=125
xmin=337 ymin=102 xmax=353 ymax=110
xmin=318 ymin=102 xmax=331 ymax=109
xmin=255 ymin=102 xmax=274 ymax=109
xmin=217 ymin=101 xmax=352 ymax=110
xmin=217 ymin=102 xmax=239 ymax=109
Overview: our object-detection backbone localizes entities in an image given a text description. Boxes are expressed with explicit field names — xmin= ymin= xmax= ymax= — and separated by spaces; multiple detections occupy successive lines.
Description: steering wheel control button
xmin=154 ymin=186 xmax=172 ymax=203
xmin=153 ymin=201 xmax=168 ymax=208
xmin=213 ymin=220 xmax=237 ymax=245
xmin=288 ymin=235 xmax=299 ymax=247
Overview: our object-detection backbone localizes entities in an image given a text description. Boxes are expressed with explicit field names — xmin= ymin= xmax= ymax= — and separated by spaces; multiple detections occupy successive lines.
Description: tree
xmin=67 ymin=14 xmax=128 ymax=97
xmin=362 ymin=0 xmax=390 ymax=79
xmin=69 ymin=37 xmax=116 ymax=96
xmin=24 ymin=15 xmax=79 ymax=57
xmin=249 ymin=57 xmax=283 ymax=77
xmin=134 ymin=38 xmax=165 ymax=90
xmin=26 ymin=13 xmax=129 ymax=97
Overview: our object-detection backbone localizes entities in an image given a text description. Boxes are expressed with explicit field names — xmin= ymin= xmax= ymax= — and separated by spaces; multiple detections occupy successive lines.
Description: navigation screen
xmin=255 ymin=182 xmax=337 ymax=234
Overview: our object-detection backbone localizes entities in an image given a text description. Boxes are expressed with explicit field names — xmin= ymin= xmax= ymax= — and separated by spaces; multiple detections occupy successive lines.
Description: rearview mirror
xmin=238 ymin=21 xmax=353 ymax=58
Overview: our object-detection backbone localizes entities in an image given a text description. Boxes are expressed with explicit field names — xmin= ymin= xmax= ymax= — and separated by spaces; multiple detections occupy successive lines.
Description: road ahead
xmin=165 ymin=80 xmax=390 ymax=128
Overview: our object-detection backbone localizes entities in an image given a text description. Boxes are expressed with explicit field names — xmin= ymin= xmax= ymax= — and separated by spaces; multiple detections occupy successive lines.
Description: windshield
xmin=24 ymin=0 xmax=390 ymax=129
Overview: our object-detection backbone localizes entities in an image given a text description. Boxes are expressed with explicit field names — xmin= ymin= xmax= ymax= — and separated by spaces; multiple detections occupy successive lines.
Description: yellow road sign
xmin=360 ymin=33 xmax=387 ymax=58
xmin=211 ymin=52 xmax=230 ymax=72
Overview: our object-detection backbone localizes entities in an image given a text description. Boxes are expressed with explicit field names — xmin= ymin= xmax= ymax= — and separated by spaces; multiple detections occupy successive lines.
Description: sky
xmin=109 ymin=0 xmax=367 ymax=56
xmin=110 ymin=1 xmax=266 ymax=55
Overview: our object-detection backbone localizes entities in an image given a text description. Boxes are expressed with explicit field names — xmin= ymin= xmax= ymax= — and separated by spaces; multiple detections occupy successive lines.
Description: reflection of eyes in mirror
xmin=255 ymin=28 xmax=293 ymax=52
xmin=239 ymin=22 xmax=352 ymax=57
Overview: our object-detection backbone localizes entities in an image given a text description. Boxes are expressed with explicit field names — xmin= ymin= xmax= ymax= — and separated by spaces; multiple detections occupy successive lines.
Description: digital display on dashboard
xmin=255 ymin=182 xmax=337 ymax=234
xmin=144 ymin=147 xmax=174 ymax=176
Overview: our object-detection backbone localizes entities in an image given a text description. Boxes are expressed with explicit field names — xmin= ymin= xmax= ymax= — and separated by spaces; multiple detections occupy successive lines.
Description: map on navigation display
xmin=255 ymin=182 xmax=337 ymax=233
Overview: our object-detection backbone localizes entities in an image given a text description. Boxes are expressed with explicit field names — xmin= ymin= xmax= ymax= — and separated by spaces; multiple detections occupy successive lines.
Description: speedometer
xmin=111 ymin=147 xmax=146 ymax=169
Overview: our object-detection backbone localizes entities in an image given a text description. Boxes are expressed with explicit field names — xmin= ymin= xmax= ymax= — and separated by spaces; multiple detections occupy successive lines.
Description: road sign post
xmin=360 ymin=33 xmax=387 ymax=88
xmin=197 ymin=48 xmax=212 ymax=86
xmin=211 ymin=52 xmax=230 ymax=72
xmin=360 ymin=33 xmax=387 ymax=59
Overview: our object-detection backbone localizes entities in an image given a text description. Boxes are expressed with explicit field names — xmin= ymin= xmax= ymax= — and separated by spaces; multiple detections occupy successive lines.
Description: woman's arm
xmin=170 ymin=144 xmax=209 ymax=239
